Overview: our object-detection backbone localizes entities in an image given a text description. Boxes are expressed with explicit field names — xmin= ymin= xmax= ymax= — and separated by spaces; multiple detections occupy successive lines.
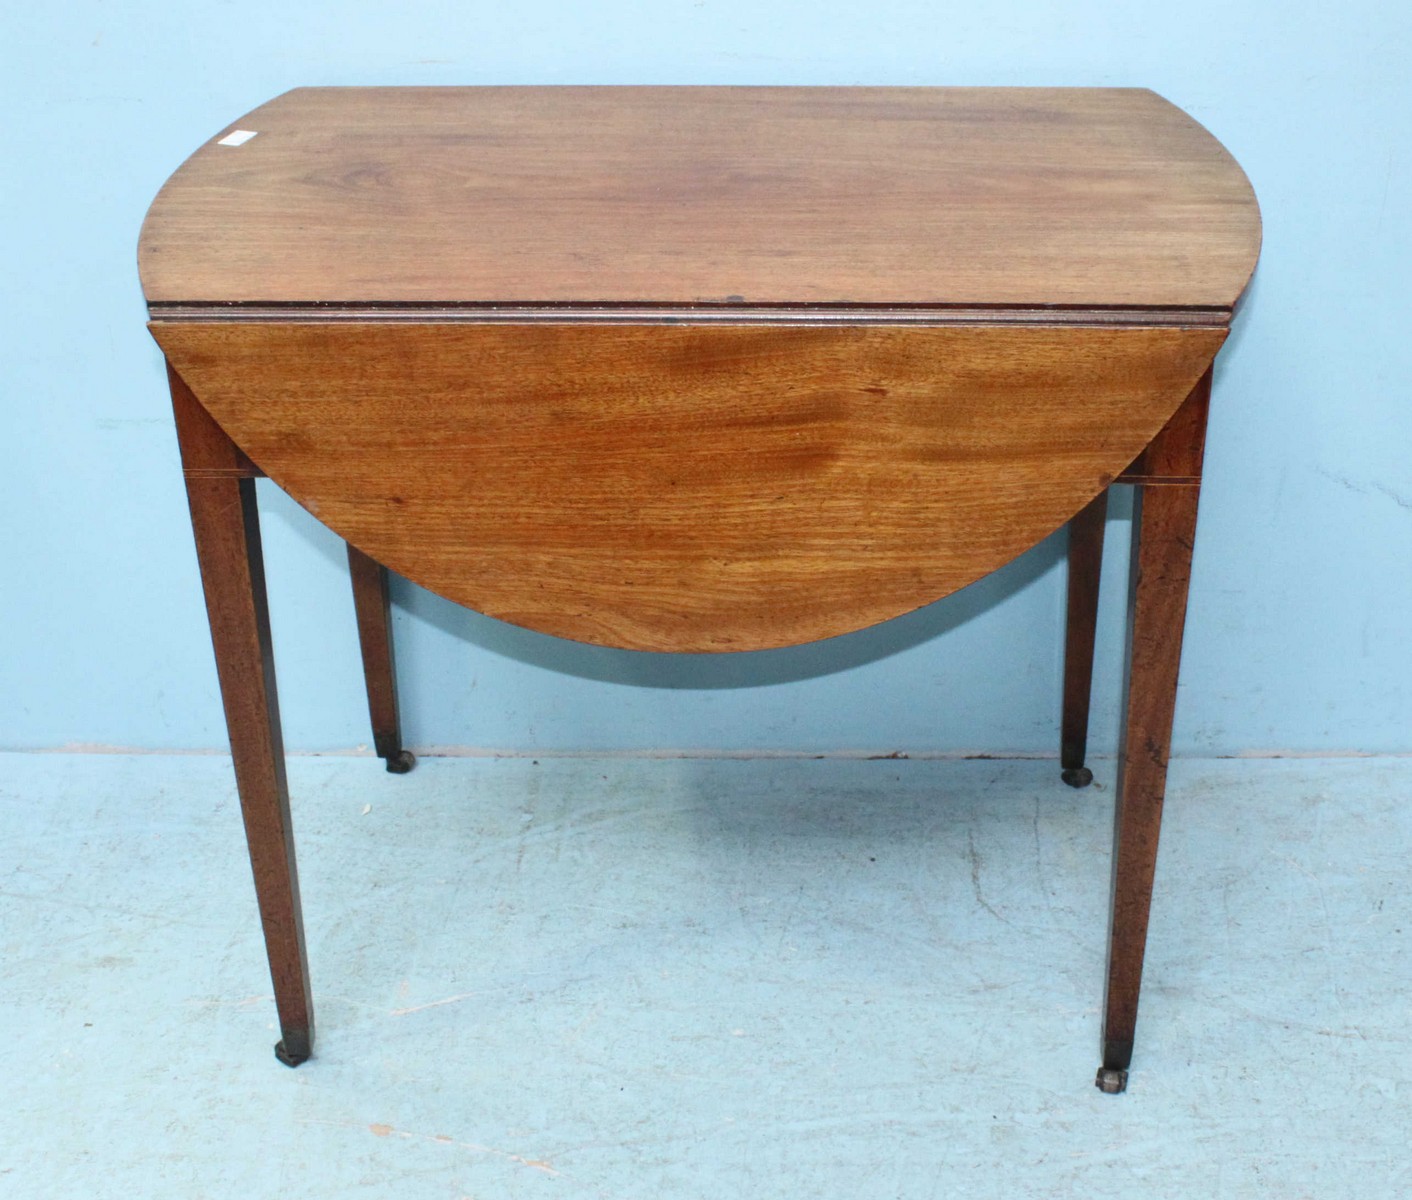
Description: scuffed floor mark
xmin=185 ymin=994 xmax=271 ymax=1009
xmin=967 ymin=829 xmax=1009 ymax=925
xmin=304 ymin=1118 xmax=559 ymax=1176
xmin=390 ymin=991 xmax=480 ymax=1016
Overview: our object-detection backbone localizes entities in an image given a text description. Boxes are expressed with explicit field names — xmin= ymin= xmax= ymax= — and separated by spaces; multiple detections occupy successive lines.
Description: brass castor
xmin=1095 ymin=1067 xmax=1128 ymax=1094
xmin=274 ymin=1036 xmax=311 ymax=1068
xmin=385 ymin=749 xmax=416 ymax=774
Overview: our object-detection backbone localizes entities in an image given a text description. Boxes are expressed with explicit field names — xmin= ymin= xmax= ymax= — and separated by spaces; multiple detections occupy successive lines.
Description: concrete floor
xmin=3 ymin=752 xmax=1410 ymax=1197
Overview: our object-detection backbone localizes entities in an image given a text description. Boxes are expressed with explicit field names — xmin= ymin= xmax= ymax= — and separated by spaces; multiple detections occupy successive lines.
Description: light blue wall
xmin=4 ymin=2 xmax=1409 ymax=755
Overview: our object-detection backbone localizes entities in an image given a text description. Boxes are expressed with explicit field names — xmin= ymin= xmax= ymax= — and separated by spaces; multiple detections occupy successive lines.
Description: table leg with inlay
xmin=1098 ymin=368 xmax=1211 ymax=1093
xmin=169 ymin=363 xmax=314 ymax=1067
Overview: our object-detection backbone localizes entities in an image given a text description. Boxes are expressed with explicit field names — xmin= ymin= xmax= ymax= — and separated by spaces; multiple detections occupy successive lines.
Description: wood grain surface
xmin=139 ymin=87 xmax=1261 ymax=311
xmin=1061 ymin=489 xmax=1109 ymax=773
xmin=1099 ymin=368 xmax=1211 ymax=1077
xmin=169 ymin=365 xmax=313 ymax=1064
xmin=346 ymin=543 xmax=407 ymax=768
xmin=155 ymin=321 xmax=1224 ymax=651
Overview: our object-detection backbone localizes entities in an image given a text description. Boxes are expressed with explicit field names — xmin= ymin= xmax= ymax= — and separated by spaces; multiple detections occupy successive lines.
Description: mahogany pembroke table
xmin=138 ymin=86 xmax=1261 ymax=1092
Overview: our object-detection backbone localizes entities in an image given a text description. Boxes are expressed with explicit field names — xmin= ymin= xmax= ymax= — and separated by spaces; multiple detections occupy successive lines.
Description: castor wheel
xmin=274 ymin=1035 xmax=311 ymax=1067
xmin=385 ymin=749 xmax=416 ymax=774
xmin=1095 ymin=1067 xmax=1128 ymax=1094
xmin=1061 ymin=765 xmax=1093 ymax=788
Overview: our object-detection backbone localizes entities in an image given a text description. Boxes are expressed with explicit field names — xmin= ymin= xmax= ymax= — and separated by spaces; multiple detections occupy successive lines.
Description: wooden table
xmin=139 ymin=86 xmax=1261 ymax=1092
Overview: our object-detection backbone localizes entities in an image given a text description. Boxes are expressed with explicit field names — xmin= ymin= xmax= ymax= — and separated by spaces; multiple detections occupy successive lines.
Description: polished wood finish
xmin=346 ymin=544 xmax=412 ymax=773
xmin=1061 ymin=489 xmax=1109 ymax=783
xmin=139 ymin=87 xmax=1260 ymax=311
xmin=143 ymin=88 xmax=1260 ymax=1082
xmin=1101 ymin=368 xmax=1212 ymax=1082
xmin=169 ymin=364 xmax=313 ymax=1066
xmin=153 ymin=321 xmax=1223 ymax=651
xmin=1119 ymin=363 xmax=1214 ymax=483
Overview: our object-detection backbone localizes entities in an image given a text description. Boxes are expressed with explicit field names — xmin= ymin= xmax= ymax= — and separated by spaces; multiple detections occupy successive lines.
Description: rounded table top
xmin=147 ymin=87 xmax=1259 ymax=651
xmin=140 ymin=86 xmax=1260 ymax=315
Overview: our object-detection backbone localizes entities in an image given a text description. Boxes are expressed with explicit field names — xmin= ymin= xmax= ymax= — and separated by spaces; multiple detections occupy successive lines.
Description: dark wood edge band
xmin=191 ymin=464 xmax=1194 ymax=486
xmin=1114 ymin=473 xmax=1202 ymax=487
xmin=183 ymin=465 xmax=265 ymax=479
xmin=148 ymin=303 xmax=1231 ymax=329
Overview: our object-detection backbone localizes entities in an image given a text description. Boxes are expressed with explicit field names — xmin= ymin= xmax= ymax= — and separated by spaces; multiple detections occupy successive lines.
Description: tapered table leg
xmin=169 ymin=364 xmax=314 ymax=1067
xmin=1090 ymin=369 xmax=1214 ymax=1089
xmin=347 ymin=544 xmax=415 ymax=774
xmin=1097 ymin=479 xmax=1203 ymax=1093
xmin=1097 ymin=368 xmax=1212 ymax=1094
xmin=1060 ymin=489 xmax=1108 ymax=788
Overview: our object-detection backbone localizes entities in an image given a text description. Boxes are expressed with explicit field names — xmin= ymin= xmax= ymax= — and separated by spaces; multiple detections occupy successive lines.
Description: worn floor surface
xmin=2 ymin=753 xmax=1409 ymax=1198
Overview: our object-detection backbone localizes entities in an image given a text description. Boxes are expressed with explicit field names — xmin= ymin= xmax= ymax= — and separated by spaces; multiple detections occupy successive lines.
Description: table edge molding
xmin=147 ymin=303 xmax=1231 ymax=329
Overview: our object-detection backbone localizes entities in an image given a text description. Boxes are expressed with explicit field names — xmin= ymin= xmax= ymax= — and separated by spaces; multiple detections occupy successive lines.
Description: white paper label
xmin=217 ymin=129 xmax=258 ymax=147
